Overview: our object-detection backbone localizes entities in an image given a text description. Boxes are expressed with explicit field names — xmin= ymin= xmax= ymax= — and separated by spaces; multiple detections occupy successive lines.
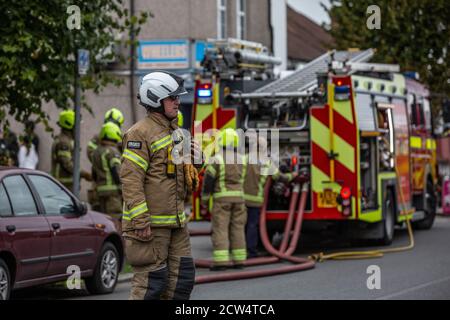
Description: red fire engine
xmin=191 ymin=39 xmax=437 ymax=244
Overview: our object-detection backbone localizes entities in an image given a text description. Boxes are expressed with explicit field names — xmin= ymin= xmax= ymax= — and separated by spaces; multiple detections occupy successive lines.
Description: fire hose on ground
xmin=190 ymin=167 xmax=416 ymax=283
xmin=194 ymin=177 xmax=316 ymax=284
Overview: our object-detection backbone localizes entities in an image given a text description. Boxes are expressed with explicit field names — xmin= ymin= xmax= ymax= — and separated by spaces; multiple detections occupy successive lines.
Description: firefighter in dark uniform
xmin=92 ymin=122 xmax=123 ymax=230
xmin=120 ymin=71 xmax=201 ymax=300
xmin=51 ymin=110 xmax=91 ymax=191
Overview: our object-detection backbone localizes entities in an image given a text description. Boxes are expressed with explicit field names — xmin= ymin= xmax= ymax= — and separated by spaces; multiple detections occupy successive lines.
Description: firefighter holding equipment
xmin=91 ymin=122 xmax=123 ymax=229
xmin=87 ymin=107 xmax=125 ymax=211
xmin=51 ymin=110 xmax=92 ymax=191
xmin=121 ymin=71 xmax=200 ymax=300
xmin=244 ymin=136 xmax=297 ymax=258
xmin=201 ymin=128 xmax=248 ymax=271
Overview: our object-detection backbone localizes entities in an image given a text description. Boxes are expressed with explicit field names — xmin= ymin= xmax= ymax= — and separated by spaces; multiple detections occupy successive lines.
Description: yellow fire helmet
xmin=58 ymin=110 xmax=75 ymax=130
xmin=104 ymin=107 xmax=124 ymax=127
xmin=100 ymin=122 xmax=122 ymax=143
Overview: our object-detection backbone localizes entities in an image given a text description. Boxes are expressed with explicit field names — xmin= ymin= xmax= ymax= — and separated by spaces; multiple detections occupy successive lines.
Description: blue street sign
xmin=78 ymin=49 xmax=90 ymax=75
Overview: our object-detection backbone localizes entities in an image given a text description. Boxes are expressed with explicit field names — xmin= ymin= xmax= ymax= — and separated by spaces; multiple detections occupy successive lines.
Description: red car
xmin=0 ymin=167 xmax=124 ymax=300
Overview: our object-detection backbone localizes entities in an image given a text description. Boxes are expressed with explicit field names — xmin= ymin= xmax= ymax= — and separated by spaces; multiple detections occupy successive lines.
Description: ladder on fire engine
xmin=233 ymin=49 xmax=374 ymax=99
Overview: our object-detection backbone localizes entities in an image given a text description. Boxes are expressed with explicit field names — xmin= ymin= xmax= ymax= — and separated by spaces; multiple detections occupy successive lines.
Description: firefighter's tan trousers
xmin=125 ymin=227 xmax=195 ymax=300
xmin=211 ymin=200 xmax=247 ymax=266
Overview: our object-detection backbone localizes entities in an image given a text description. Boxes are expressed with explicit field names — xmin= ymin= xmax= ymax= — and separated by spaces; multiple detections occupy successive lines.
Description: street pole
xmin=73 ymin=49 xmax=81 ymax=198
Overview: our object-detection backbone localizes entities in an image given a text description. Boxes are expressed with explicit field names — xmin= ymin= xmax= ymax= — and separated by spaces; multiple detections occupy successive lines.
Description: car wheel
xmin=413 ymin=178 xmax=437 ymax=230
xmin=0 ymin=259 xmax=11 ymax=300
xmin=85 ymin=242 xmax=119 ymax=295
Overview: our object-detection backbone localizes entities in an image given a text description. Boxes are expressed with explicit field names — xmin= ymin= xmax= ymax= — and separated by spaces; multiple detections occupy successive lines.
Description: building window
xmin=217 ymin=0 xmax=227 ymax=39
xmin=236 ymin=0 xmax=246 ymax=39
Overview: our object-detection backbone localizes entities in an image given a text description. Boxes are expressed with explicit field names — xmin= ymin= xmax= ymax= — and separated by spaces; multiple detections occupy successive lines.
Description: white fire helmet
xmin=138 ymin=71 xmax=188 ymax=108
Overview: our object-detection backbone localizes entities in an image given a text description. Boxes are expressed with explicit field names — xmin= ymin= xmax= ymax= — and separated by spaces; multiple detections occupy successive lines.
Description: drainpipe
xmin=129 ymin=0 xmax=137 ymax=124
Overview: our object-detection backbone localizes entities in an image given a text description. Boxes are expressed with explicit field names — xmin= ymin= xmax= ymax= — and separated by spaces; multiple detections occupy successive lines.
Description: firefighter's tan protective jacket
xmin=201 ymin=151 xmax=247 ymax=204
xmin=244 ymin=160 xmax=293 ymax=207
xmin=92 ymin=141 xmax=122 ymax=197
xmin=120 ymin=112 xmax=189 ymax=236
xmin=51 ymin=130 xmax=75 ymax=188
xmin=87 ymin=134 xmax=100 ymax=163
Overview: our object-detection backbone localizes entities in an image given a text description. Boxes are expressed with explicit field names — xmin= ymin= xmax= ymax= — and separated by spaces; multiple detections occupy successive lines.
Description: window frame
xmin=217 ymin=0 xmax=227 ymax=39
xmin=0 ymin=173 xmax=41 ymax=217
xmin=236 ymin=0 xmax=246 ymax=39
xmin=0 ymin=181 xmax=13 ymax=217
xmin=409 ymin=93 xmax=425 ymax=129
xmin=421 ymin=97 xmax=432 ymax=132
xmin=25 ymin=173 xmax=78 ymax=217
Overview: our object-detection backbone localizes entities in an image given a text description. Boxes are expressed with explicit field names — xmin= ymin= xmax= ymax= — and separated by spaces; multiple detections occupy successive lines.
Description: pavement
xmin=10 ymin=215 xmax=450 ymax=300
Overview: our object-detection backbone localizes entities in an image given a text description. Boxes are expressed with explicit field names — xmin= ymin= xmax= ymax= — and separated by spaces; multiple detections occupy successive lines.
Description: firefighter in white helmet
xmin=120 ymin=71 xmax=201 ymax=300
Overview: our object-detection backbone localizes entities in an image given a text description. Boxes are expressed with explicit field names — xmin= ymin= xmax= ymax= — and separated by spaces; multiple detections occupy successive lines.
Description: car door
xmin=27 ymin=174 xmax=98 ymax=277
xmin=0 ymin=175 xmax=51 ymax=283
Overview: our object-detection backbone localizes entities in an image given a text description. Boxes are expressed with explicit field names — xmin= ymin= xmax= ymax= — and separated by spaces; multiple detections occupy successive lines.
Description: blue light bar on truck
xmin=198 ymin=89 xmax=212 ymax=97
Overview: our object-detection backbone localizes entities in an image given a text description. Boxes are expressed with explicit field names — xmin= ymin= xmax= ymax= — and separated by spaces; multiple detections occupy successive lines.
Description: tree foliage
xmin=0 ymin=0 xmax=149 ymax=130
xmin=324 ymin=0 xmax=449 ymax=112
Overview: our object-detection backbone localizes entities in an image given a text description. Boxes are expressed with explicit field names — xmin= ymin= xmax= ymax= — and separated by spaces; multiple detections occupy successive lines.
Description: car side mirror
xmin=76 ymin=201 xmax=88 ymax=216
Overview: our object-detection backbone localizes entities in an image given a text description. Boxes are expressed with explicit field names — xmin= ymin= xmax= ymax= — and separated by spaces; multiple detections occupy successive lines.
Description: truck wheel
xmin=413 ymin=179 xmax=436 ymax=230
xmin=0 ymin=259 xmax=11 ymax=300
xmin=377 ymin=190 xmax=395 ymax=245
xmin=85 ymin=242 xmax=119 ymax=295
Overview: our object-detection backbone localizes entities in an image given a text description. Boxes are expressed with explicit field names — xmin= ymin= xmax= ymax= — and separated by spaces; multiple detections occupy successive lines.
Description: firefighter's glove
xmin=130 ymin=216 xmax=152 ymax=242
xmin=184 ymin=164 xmax=199 ymax=192
xmin=134 ymin=225 xmax=152 ymax=241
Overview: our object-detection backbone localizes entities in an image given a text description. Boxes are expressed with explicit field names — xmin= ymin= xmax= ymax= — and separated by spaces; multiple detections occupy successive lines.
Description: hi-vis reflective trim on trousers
xmin=123 ymin=149 xmax=148 ymax=171
xmin=410 ymin=136 xmax=422 ymax=149
xmin=149 ymin=211 xmax=187 ymax=225
xmin=122 ymin=202 xmax=148 ymax=221
xmin=150 ymin=135 xmax=173 ymax=153
xmin=231 ymin=249 xmax=247 ymax=261
xmin=213 ymin=250 xmax=230 ymax=262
